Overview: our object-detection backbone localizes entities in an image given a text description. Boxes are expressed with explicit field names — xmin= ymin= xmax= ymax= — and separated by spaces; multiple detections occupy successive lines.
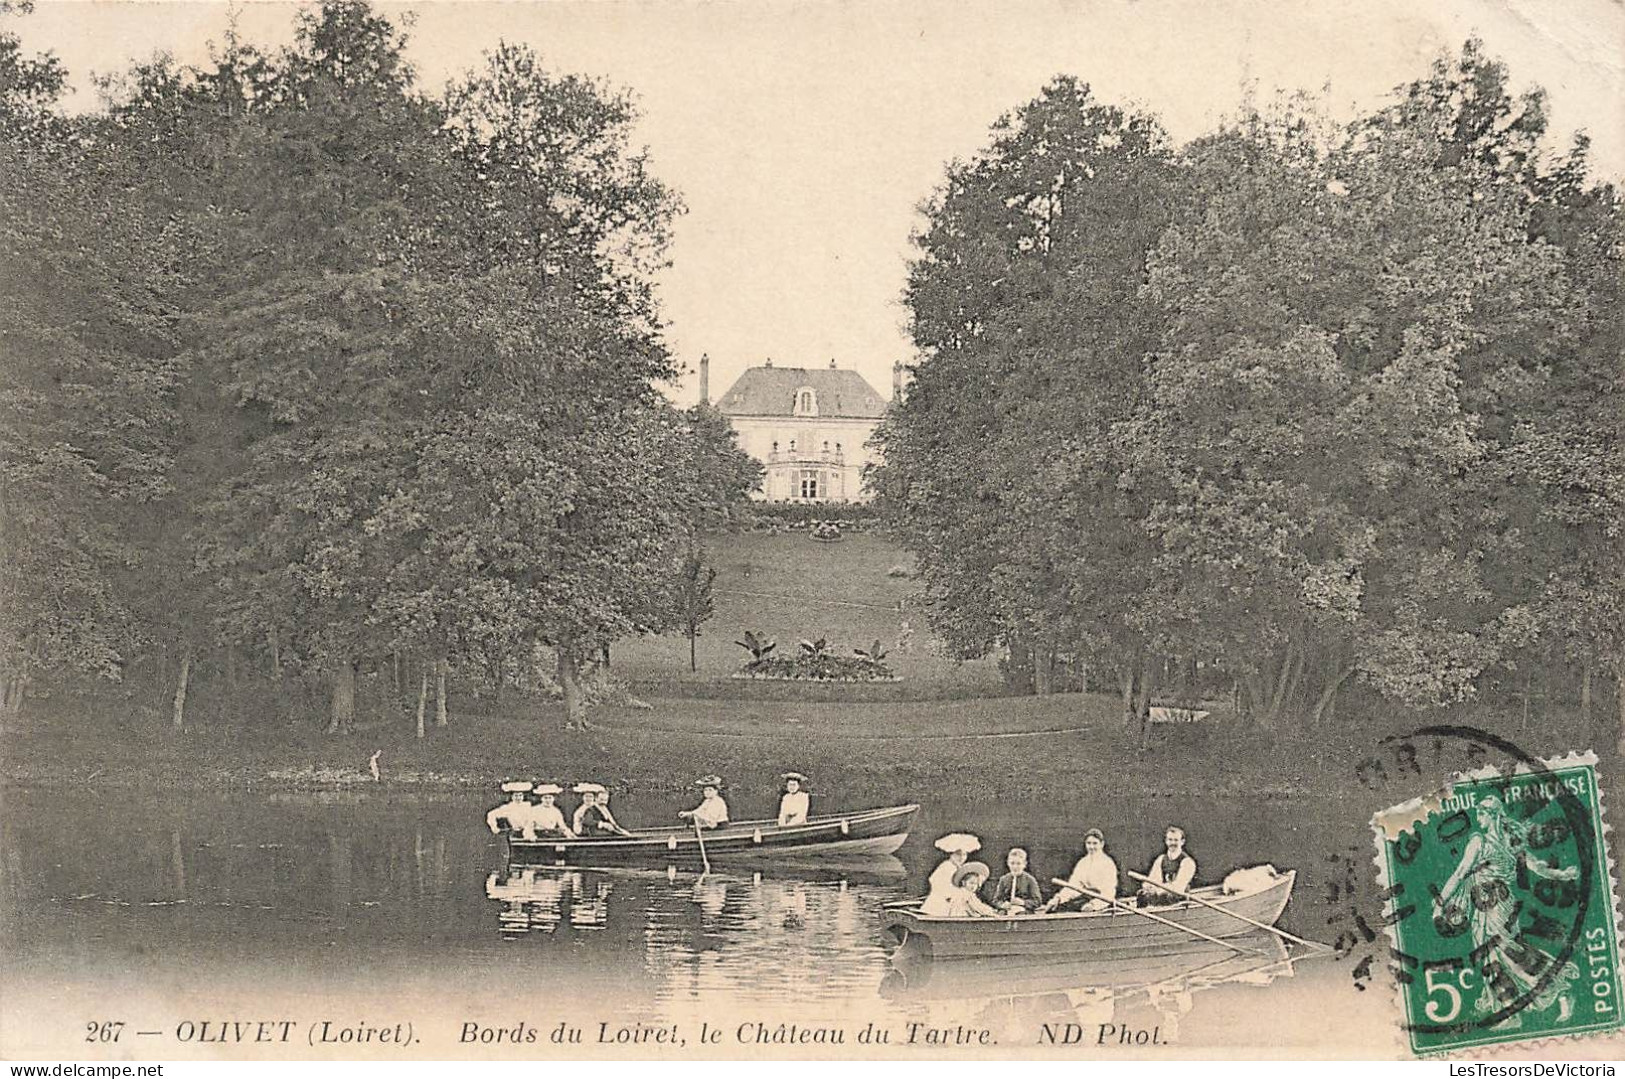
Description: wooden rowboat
xmin=880 ymin=869 xmax=1296 ymax=961
xmin=506 ymin=803 xmax=919 ymax=865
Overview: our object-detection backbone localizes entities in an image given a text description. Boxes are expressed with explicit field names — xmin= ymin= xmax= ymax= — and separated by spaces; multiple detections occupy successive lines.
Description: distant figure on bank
xmin=945 ymin=862 xmax=1002 ymax=918
xmin=487 ymin=780 xmax=534 ymax=835
xmin=778 ymin=772 xmax=810 ymax=826
xmin=922 ymin=833 xmax=981 ymax=915
xmin=679 ymin=775 xmax=730 ymax=829
xmin=988 ymin=847 xmax=1045 ymax=914
xmin=1138 ymin=825 xmax=1196 ymax=906
xmin=572 ymin=783 xmax=628 ymax=836
xmin=528 ymin=783 xmax=576 ymax=839
xmin=1045 ymin=828 xmax=1120 ymax=912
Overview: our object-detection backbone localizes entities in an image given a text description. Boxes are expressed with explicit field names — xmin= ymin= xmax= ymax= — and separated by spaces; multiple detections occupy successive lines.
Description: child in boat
xmin=679 ymin=775 xmax=730 ymax=829
xmin=486 ymin=780 xmax=533 ymax=834
xmin=922 ymin=833 xmax=980 ymax=915
xmin=1138 ymin=825 xmax=1196 ymax=906
xmin=778 ymin=772 xmax=810 ymax=826
xmin=988 ymin=847 xmax=1045 ymax=914
xmin=572 ymin=783 xmax=629 ymax=836
xmin=944 ymin=862 xmax=1002 ymax=918
xmin=528 ymin=783 xmax=576 ymax=838
xmin=1043 ymin=828 xmax=1120 ymax=912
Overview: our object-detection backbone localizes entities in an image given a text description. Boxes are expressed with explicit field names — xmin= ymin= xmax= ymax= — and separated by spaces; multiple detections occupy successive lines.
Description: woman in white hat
xmin=678 ymin=775 xmax=729 ymax=830
xmin=486 ymin=781 xmax=534 ymax=835
xmin=528 ymin=783 xmax=576 ymax=839
xmin=944 ymin=861 xmax=1001 ymax=918
xmin=921 ymin=833 xmax=981 ymax=915
xmin=777 ymin=772 xmax=810 ymax=827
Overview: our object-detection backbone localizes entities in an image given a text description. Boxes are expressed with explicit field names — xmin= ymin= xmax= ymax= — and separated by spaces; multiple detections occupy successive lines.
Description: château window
xmin=793 ymin=387 xmax=818 ymax=417
xmin=799 ymin=471 xmax=819 ymax=500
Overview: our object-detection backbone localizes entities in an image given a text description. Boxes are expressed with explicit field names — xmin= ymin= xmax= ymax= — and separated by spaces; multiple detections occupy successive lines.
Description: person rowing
xmin=679 ymin=775 xmax=729 ymax=830
xmin=1138 ymin=825 xmax=1196 ymax=907
xmin=988 ymin=847 xmax=1044 ymax=914
xmin=1042 ymin=828 xmax=1119 ymax=912
xmin=527 ymin=783 xmax=576 ymax=839
xmin=778 ymin=772 xmax=810 ymax=826
xmin=922 ymin=833 xmax=980 ymax=915
xmin=487 ymin=780 xmax=534 ymax=835
xmin=572 ymin=782 xmax=630 ymax=837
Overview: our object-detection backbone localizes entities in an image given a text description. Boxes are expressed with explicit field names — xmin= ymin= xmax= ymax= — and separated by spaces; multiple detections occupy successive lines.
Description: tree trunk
xmin=327 ymin=659 xmax=356 ymax=735
xmin=1134 ymin=653 xmax=1156 ymax=751
xmin=1264 ymin=640 xmax=1297 ymax=727
xmin=1580 ymin=662 xmax=1592 ymax=723
xmin=434 ymin=657 xmax=448 ymax=728
xmin=393 ymin=650 xmax=402 ymax=696
xmin=558 ymin=641 xmax=586 ymax=730
xmin=172 ymin=650 xmax=192 ymax=730
xmin=1119 ymin=666 xmax=1136 ymax=727
xmin=601 ymin=642 xmax=611 ymax=669
xmin=415 ymin=666 xmax=428 ymax=740
xmin=1311 ymin=665 xmax=1355 ymax=725
xmin=1034 ymin=636 xmax=1054 ymax=697
xmin=4 ymin=674 xmax=28 ymax=715
xmin=267 ymin=626 xmax=282 ymax=681
xmin=689 ymin=629 xmax=697 ymax=673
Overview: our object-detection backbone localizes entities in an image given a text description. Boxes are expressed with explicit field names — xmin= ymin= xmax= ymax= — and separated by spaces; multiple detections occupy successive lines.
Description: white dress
xmin=921 ymin=858 xmax=960 ymax=915
xmin=691 ymin=793 xmax=729 ymax=828
xmin=778 ymin=791 xmax=810 ymax=826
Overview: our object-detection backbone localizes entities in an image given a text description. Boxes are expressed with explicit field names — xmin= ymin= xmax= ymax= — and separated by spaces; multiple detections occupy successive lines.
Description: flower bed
xmin=732 ymin=653 xmax=900 ymax=683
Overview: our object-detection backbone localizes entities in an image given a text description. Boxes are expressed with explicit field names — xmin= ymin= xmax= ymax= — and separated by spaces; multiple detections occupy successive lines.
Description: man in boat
xmin=571 ymin=782 xmax=630 ymax=836
xmin=678 ymin=775 xmax=729 ymax=829
xmin=527 ymin=783 xmax=576 ymax=839
xmin=1041 ymin=828 xmax=1119 ymax=912
xmin=777 ymin=772 xmax=810 ymax=826
xmin=987 ymin=847 xmax=1044 ymax=914
xmin=1138 ymin=825 xmax=1196 ymax=906
xmin=922 ymin=833 xmax=980 ymax=915
xmin=487 ymin=780 xmax=534 ymax=835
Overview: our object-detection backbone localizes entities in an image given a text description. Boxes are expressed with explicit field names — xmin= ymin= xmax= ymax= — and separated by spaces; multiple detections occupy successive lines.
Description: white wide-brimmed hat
xmin=695 ymin=774 xmax=725 ymax=788
xmin=532 ymin=783 xmax=563 ymax=796
xmin=500 ymin=780 xmax=534 ymax=794
xmin=572 ymin=782 xmax=608 ymax=795
xmin=934 ymin=833 xmax=981 ymax=855
xmin=780 ymin=772 xmax=809 ymax=784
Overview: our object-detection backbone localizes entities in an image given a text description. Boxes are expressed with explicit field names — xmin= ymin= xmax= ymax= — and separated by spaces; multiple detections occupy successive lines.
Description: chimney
xmin=892 ymin=360 xmax=904 ymax=400
xmin=829 ymin=357 xmax=837 ymax=369
xmin=698 ymin=353 xmax=710 ymax=405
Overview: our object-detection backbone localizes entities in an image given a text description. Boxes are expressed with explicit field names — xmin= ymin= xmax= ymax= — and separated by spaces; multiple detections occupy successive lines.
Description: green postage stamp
xmin=1372 ymin=751 xmax=1624 ymax=1055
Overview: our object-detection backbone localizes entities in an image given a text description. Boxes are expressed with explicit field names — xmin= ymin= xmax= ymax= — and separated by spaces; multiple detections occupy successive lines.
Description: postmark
xmin=1372 ymin=748 xmax=1623 ymax=1055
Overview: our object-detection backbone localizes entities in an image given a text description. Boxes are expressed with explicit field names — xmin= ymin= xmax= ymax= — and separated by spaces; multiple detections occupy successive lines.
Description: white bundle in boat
xmin=1221 ymin=865 xmax=1280 ymax=895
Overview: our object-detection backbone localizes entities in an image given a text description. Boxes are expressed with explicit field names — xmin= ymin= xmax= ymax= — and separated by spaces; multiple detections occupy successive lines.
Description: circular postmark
xmin=1368 ymin=725 xmax=1602 ymax=1047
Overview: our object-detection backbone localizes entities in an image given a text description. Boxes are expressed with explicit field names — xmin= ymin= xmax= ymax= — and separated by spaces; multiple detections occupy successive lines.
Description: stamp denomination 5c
xmin=1372 ymin=751 xmax=1623 ymax=1055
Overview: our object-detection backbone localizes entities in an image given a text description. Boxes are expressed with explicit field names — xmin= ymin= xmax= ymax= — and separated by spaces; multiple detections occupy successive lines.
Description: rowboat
xmin=505 ymin=803 xmax=919 ymax=865
xmin=879 ymin=869 xmax=1296 ymax=961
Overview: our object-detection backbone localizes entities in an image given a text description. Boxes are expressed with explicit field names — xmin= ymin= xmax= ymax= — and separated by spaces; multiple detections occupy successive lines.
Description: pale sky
xmin=12 ymin=0 xmax=1624 ymax=406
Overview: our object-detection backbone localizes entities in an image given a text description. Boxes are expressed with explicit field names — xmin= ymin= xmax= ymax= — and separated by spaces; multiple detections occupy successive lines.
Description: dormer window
xmin=793 ymin=387 xmax=818 ymax=417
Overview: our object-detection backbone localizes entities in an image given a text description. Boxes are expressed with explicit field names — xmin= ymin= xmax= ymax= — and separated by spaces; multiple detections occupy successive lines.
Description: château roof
xmin=714 ymin=363 xmax=889 ymax=419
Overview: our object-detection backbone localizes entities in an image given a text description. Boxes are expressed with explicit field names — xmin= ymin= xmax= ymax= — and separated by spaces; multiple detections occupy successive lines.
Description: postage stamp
xmin=1372 ymin=751 xmax=1624 ymax=1055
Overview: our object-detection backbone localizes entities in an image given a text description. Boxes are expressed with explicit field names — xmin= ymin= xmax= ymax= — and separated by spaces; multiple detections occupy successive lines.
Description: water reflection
xmin=882 ymin=934 xmax=1305 ymax=1046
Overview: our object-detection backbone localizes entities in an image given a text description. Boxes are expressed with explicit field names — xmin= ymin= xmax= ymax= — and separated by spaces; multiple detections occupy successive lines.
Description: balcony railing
xmin=766 ymin=448 xmax=846 ymax=464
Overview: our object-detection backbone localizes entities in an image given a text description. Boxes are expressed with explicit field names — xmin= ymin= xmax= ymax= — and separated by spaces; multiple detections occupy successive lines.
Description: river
xmin=1 ymin=786 xmax=1397 ymax=1057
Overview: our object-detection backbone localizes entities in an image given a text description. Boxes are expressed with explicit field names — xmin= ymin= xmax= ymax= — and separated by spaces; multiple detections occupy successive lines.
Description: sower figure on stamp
xmin=1435 ymin=794 xmax=1581 ymax=1026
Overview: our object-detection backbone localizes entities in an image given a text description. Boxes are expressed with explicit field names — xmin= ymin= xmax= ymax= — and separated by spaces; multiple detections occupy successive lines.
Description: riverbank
xmin=5 ymin=689 xmax=1614 ymax=805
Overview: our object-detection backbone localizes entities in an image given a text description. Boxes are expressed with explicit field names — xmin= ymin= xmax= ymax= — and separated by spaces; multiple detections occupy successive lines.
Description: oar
xmin=1048 ymin=879 xmax=1271 ymax=958
xmin=1126 ymin=870 xmax=1332 ymax=953
xmin=692 ymin=817 xmax=712 ymax=875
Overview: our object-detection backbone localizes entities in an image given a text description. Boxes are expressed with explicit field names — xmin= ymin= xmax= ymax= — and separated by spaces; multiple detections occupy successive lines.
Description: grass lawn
xmin=611 ymin=530 xmax=1003 ymax=697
